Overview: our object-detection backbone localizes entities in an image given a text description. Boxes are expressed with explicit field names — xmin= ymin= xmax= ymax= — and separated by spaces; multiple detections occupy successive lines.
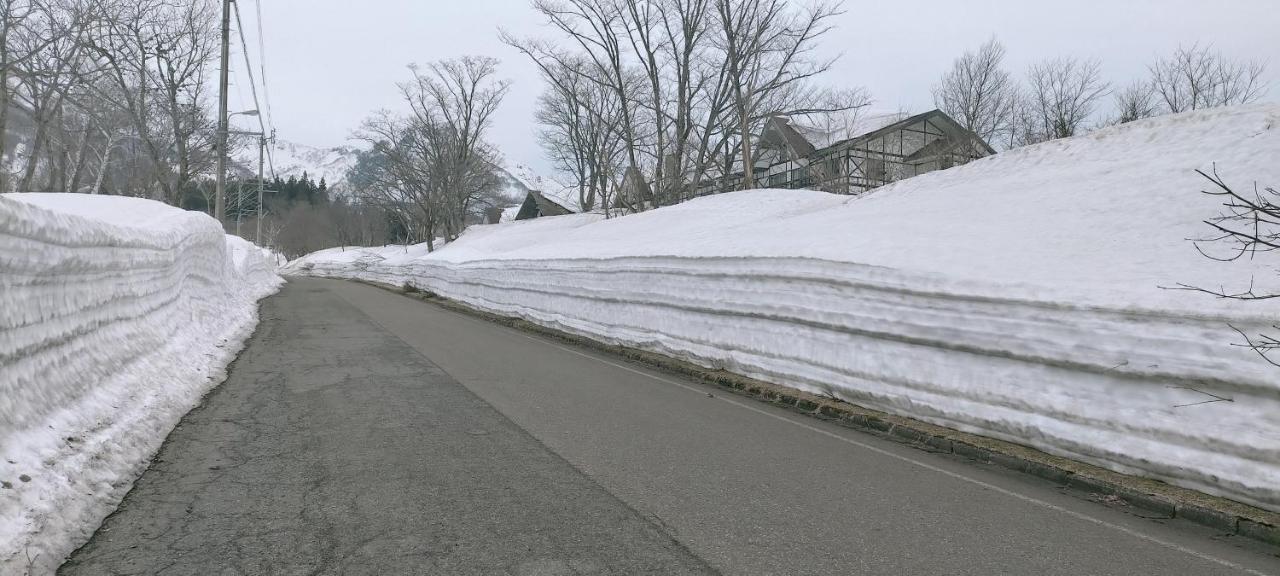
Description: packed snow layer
xmin=285 ymin=104 xmax=1280 ymax=512
xmin=0 ymin=193 xmax=282 ymax=574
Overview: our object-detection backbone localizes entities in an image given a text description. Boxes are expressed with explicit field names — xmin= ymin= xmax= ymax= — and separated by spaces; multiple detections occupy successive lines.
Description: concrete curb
xmin=361 ymin=279 xmax=1280 ymax=549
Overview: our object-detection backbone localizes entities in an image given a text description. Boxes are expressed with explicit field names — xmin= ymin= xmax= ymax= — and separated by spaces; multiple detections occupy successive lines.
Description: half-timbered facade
xmin=699 ymin=109 xmax=994 ymax=196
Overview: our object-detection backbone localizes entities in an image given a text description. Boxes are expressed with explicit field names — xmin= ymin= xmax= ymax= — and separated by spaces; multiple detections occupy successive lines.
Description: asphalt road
xmin=62 ymin=278 xmax=1280 ymax=575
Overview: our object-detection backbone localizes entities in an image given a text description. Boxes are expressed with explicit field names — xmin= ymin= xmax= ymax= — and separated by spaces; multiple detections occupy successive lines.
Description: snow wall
xmin=285 ymin=104 xmax=1280 ymax=513
xmin=0 ymin=194 xmax=282 ymax=574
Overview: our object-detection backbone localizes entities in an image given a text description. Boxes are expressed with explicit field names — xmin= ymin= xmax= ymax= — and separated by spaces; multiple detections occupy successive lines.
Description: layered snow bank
xmin=285 ymin=104 xmax=1280 ymax=511
xmin=0 ymin=194 xmax=282 ymax=574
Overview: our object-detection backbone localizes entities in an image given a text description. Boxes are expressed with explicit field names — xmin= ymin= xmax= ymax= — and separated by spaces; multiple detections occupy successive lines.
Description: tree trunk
xmin=91 ymin=133 xmax=119 ymax=194
xmin=18 ymin=113 xmax=47 ymax=191
xmin=0 ymin=13 xmax=10 ymax=194
xmin=45 ymin=105 xmax=67 ymax=191
xmin=68 ymin=118 xmax=93 ymax=192
xmin=739 ymin=106 xmax=753 ymax=189
xmin=167 ymin=86 xmax=191 ymax=205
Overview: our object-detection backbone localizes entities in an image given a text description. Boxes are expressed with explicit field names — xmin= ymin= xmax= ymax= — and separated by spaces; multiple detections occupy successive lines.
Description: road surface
xmin=62 ymin=278 xmax=1280 ymax=575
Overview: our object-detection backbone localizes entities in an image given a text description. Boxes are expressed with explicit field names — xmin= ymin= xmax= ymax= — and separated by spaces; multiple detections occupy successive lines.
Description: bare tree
xmin=510 ymin=0 xmax=860 ymax=207
xmin=274 ymin=202 xmax=337 ymax=259
xmin=1 ymin=0 xmax=80 ymax=191
xmin=64 ymin=74 xmax=134 ymax=193
xmin=9 ymin=0 xmax=98 ymax=192
xmin=932 ymin=37 xmax=1017 ymax=145
xmin=1177 ymin=167 xmax=1280 ymax=366
xmin=405 ymin=56 xmax=509 ymax=240
xmin=1150 ymin=44 xmax=1267 ymax=113
xmin=1003 ymin=88 xmax=1039 ymax=148
xmin=615 ymin=0 xmax=671 ymax=203
xmin=1025 ymin=56 xmax=1109 ymax=141
xmin=533 ymin=57 xmax=626 ymax=213
xmin=352 ymin=111 xmax=442 ymax=249
xmin=1 ymin=0 xmax=36 ymax=190
xmin=653 ymin=0 xmax=713 ymax=203
xmin=149 ymin=0 xmax=218 ymax=203
xmin=352 ymin=57 xmax=509 ymax=249
xmin=1109 ymin=79 xmax=1159 ymax=125
xmin=713 ymin=0 xmax=843 ymax=190
xmin=683 ymin=45 xmax=738 ymax=199
xmin=515 ymin=0 xmax=644 ymax=176
xmin=81 ymin=0 xmax=218 ymax=204
xmin=535 ymin=77 xmax=589 ymax=207
xmin=326 ymin=197 xmax=391 ymax=249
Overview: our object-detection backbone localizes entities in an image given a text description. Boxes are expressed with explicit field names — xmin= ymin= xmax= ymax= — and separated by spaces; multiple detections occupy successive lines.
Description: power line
xmin=232 ymin=0 xmax=275 ymax=179
xmin=252 ymin=0 xmax=276 ymax=137
xmin=232 ymin=0 xmax=273 ymax=178
xmin=231 ymin=49 xmax=248 ymax=119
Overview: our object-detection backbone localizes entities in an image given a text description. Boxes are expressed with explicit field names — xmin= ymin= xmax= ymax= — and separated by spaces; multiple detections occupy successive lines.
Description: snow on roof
xmin=535 ymin=180 xmax=583 ymax=213
xmin=498 ymin=164 xmax=583 ymax=212
xmin=786 ymin=110 xmax=910 ymax=149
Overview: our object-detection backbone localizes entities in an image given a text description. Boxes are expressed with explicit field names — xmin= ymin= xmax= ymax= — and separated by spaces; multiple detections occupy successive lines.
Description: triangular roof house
xmin=703 ymin=108 xmax=994 ymax=196
xmin=513 ymin=190 xmax=575 ymax=220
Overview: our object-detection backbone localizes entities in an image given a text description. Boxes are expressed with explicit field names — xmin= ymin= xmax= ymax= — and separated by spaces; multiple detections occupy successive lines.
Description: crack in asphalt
xmin=59 ymin=279 xmax=716 ymax=576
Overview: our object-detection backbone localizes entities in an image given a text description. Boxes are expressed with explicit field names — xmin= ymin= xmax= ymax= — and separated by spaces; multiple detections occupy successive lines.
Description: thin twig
xmin=1166 ymin=385 xmax=1235 ymax=408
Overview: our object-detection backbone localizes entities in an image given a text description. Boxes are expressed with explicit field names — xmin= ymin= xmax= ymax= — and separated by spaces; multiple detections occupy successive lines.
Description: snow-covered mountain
xmin=496 ymin=163 xmax=540 ymax=202
xmin=227 ymin=142 xmax=561 ymax=208
xmin=231 ymin=139 xmax=361 ymax=189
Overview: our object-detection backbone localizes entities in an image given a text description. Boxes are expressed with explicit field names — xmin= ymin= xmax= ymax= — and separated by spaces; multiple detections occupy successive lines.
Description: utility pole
xmin=256 ymin=134 xmax=265 ymax=244
xmin=214 ymin=0 xmax=231 ymax=225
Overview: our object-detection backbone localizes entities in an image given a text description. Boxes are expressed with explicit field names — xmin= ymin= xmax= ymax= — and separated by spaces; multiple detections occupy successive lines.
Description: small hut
xmin=616 ymin=166 xmax=654 ymax=209
xmin=513 ymin=190 xmax=574 ymax=221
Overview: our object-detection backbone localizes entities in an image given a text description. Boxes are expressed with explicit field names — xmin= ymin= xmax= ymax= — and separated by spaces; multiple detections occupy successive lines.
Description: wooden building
xmin=698 ymin=109 xmax=994 ymax=196
xmin=513 ymin=190 xmax=574 ymax=221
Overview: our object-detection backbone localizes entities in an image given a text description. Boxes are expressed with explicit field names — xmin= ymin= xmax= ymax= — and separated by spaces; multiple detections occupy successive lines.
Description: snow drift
xmin=285 ymin=104 xmax=1280 ymax=512
xmin=0 ymin=194 xmax=282 ymax=574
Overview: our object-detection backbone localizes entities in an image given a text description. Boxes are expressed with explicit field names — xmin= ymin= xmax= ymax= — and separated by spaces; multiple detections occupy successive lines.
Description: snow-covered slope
xmin=0 ymin=194 xmax=282 ymax=574
xmin=283 ymin=104 xmax=1280 ymax=512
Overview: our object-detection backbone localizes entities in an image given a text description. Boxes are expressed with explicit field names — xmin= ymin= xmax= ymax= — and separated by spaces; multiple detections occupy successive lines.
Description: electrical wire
xmin=252 ymin=0 xmax=276 ymax=138
xmin=232 ymin=0 xmax=276 ymax=179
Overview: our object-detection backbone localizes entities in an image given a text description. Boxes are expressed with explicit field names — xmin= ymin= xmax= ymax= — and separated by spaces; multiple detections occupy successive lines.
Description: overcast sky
xmin=234 ymin=0 xmax=1279 ymax=175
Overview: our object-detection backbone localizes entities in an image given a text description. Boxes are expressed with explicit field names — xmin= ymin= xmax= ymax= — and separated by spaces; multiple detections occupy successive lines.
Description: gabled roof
xmin=814 ymin=109 xmax=997 ymax=157
xmin=514 ymin=190 xmax=574 ymax=220
xmin=786 ymin=111 xmax=911 ymax=149
xmin=760 ymin=116 xmax=816 ymax=160
xmin=619 ymin=166 xmax=653 ymax=203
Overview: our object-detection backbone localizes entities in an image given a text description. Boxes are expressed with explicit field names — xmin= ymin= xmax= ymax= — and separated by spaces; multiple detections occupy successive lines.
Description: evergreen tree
xmin=285 ymin=175 xmax=300 ymax=203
